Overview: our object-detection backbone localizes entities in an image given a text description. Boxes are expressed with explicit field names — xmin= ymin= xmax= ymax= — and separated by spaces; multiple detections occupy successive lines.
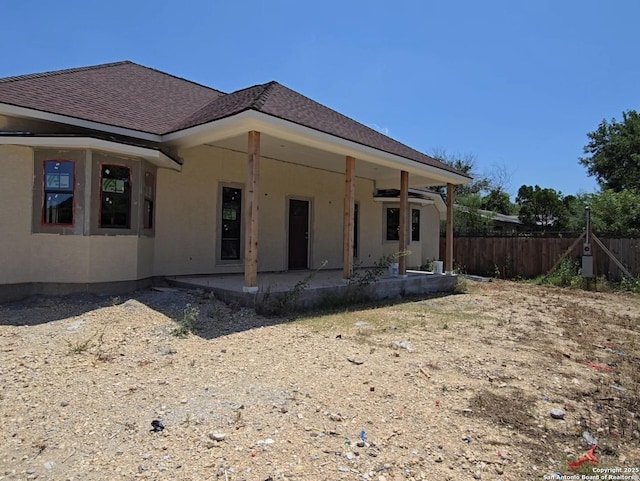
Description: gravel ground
xmin=1 ymin=280 xmax=639 ymax=481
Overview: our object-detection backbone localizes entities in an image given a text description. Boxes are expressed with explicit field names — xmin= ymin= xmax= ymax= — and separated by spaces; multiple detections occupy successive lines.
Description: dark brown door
xmin=288 ymin=199 xmax=309 ymax=270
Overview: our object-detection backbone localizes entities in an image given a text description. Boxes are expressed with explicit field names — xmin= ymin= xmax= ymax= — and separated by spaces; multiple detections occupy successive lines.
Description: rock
xmin=393 ymin=340 xmax=414 ymax=351
xmin=209 ymin=432 xmax=226 ymax=442
xmin=582 ymin=431 xmax=597 ymax=446
xmin=435 ymin=455 xmax=443 ymax=463
xmin=329 ymin=413 xmax=344 ymax=422
xmin=256 ymin=438 xmax=275 ymax=446
xmin=150 ymin=420 xmax=165 ymax=432
xmin=550 ymin=409 xmax=565 ymax=419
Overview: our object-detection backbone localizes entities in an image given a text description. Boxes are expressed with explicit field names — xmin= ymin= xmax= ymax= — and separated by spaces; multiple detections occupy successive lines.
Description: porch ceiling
xmin=207 ymin=132 xmax=444 ymax=189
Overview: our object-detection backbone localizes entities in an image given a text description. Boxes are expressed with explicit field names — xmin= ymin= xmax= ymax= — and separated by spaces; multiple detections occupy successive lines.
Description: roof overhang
xmin=374 ymin=189 xmax=447 ymax=219
xmin=0 ymin=102 xmax=161 ymax=142
xmin=162 ymin=110 xmax=471 ymax=186
xmin=0 ymin=135 xmax=181 ymax=171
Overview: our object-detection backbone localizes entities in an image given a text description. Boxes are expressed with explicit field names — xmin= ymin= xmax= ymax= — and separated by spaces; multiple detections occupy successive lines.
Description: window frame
xmin=217 ymin=183 xmax=244 ymax=265
xmin=383 ymin=203 xmax=422 ymax=244
xmin=411 ymin=208 xmax=420 ymax=243
xmin=143 ymin=171 xmax=155 ymax=231
xmin=89 ymin=153 xmax=141 ymax=236
xmin=385 ymin=206 xmax=400 ymax=242
xmin=42 ymin=159 xmax=75 ymax=227
xmin=32 ymin=149 xmax=86 ymax=235
xmin=99 ymin=164 xmax=132 ymax=229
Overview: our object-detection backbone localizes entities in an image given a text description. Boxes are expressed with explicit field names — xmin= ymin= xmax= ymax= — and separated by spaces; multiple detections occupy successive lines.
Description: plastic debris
xmin=568 ymin=445 xmax=598 ymax=470
xmin=582 ymin=431 xmax=598 ymax=446
xmin=610 ymin=384 xmax=626 ymax=391
xmin=393 ymin=340 xmax=414 ymax=351
xmin=360 ymin=430 xmax=366 ymax=442
xmin=463 ymin=437 xmax=472 ymax=443
xmin=584 ymin=362 xmax=613 ymax=372
xmin=150 ymin=420 xmax=164 ymax=432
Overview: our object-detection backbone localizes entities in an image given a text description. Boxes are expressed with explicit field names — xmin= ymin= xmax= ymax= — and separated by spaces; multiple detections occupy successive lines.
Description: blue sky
xmin=2 ymin=0 xmax=638 ymax=198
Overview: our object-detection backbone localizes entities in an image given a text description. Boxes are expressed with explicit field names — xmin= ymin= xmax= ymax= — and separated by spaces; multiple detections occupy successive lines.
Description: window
xmin=221 ymin=186 xmax=242 ymax=260
xmin=43 ymin=160 xmax=74 ymax=225
xmin=143 ymin=171 xmax=155 ymax=229
xmin=100 ymin=165 xmax=131 ymax=228
xmin=386 ymin=206 xmax=420 ymax=242
xmin=386 ymin=208 xmax=399 ymax=241
xmin=411 ymin=208 xmax=420 ymax=242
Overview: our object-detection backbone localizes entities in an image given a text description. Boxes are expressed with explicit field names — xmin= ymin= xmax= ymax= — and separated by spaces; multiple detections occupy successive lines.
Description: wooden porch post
xmin=243 ymin=131 xmax=260 ymax=292
xmin=445 ymin=182 xmax=454 ymax=273
xmin=399 ymin=170 xmax=409 ymax=276
xmin=343 ymin=156 xmax=356 ymax=279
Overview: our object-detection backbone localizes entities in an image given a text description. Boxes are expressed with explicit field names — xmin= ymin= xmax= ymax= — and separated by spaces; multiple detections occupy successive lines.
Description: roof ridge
xmin=0 ymin=60 xmax=227 ymax=95
xmin=0 ymin=61 xmax=132 ymax=84
xmin=127 ymin=62 xmax=227 ymax=95
xmin=249 ymin=81 xmax=278 ymax=111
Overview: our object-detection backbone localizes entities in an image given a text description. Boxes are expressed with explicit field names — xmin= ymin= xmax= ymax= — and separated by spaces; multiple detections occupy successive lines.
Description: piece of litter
xmin=568 ymin=445 xmax=598 ymax=470
xmin=393 ymin=341 xmax=414 ymax=352
xmin=150 ymin=420 xmax=164 ymax=432
xmin=582 ymin=431 xmax=598 ymax=446
xmin=585 ymin=362 xmax=612 ymax=372
xmin=610 ymin=384 xmax=625 ymax=392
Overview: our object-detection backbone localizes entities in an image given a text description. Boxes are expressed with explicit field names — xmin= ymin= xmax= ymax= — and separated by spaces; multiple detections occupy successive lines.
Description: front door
xmin=288 ymin=199 xmax=309 ymax=270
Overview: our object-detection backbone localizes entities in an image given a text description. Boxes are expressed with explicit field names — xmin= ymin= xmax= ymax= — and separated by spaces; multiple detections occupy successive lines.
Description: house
xmin=0 ymin=61 xmax=471 ymax=303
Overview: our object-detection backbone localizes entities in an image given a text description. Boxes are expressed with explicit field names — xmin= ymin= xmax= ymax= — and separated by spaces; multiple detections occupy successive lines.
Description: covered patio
xmin=165 ymin=269 xmax=457 ymax=310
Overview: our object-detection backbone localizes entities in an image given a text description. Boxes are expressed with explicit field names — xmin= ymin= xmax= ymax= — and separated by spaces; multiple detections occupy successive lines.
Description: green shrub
xmin=545 ymin=258 xmax=582 ymax=288
xmin=172 ymin=304 xmax=199 ymax=337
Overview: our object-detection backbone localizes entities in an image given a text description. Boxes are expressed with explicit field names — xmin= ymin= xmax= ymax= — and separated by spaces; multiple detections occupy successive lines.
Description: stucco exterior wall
xmin=0 ymin=146 xmax=154 ymax=288
xmin=154 ymin=145 xmax=440 ymax=276
xmin=1 ymin=145 xmax=38 ymax=284
xmin=421 ymin=205 xmax=442 ymax=264
xmin=1 ymin=142 xmax=443 ymax=293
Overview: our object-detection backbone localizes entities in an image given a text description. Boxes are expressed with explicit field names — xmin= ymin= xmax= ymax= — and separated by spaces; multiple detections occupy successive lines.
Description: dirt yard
xmin=1 ymin=280 xmax=639 ymax=481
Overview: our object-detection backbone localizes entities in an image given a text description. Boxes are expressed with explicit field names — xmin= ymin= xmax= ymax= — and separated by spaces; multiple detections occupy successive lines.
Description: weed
xmin=172 ymin=304 xmax=199 ymax=337
xmin=542 ymin=258 xmax=582 ymax=288
xmin=256 ymin=262 xmax=327 ymax=315
xmin=349 ymin=251 xmax=410 ymax=287
xmin=65 ymin=330 xmax=104 ymax=355
xmin=620 ymin=275 xmax=640 ymax=293
xmin=454 ymin=276 xmax=468 ymax=294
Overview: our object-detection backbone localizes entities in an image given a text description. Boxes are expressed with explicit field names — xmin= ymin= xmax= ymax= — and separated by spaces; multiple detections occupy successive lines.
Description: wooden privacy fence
xmin=438 ymin=236 xmax=640 ymax=279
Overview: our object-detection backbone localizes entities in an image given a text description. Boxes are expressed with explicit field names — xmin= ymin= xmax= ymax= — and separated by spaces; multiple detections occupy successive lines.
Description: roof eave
xmin=162 ymin=110 xmax=471 ymax=186
xmin=0 ymin=102 xmax=162 ymax=142
xmin=0 ymin=135 xmax=181 ymax=171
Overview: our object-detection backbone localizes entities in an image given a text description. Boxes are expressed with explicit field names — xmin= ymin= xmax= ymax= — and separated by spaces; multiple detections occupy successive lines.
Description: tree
xmin=580 ymin=110 xmax=640 ymax=192
xmin=431 ymin=149 xmax=490 ymax=198
xmin=516 ymin=185 xmax=567 ymax=229
xmin=589 ymin=189 xmax=640 ymax=236
xmin=481 ymin=189 xmax=514 ymax=215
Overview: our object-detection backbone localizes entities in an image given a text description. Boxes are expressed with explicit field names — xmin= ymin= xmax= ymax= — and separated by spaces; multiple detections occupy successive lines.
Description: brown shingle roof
xmin=0 ymin=62 xmax=469 ymax=178
xmin=0 ymin=61 xmax=225 ymax=135
xmin=175 ymin=81 xmax=466 ymax=176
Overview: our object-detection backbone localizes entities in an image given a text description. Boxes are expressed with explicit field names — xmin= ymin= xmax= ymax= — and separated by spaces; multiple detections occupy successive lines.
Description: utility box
xmin=582 ymin=255 xmax=594 ymax=278
xmin=583 ymin=243 xmax=592 ymax=256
